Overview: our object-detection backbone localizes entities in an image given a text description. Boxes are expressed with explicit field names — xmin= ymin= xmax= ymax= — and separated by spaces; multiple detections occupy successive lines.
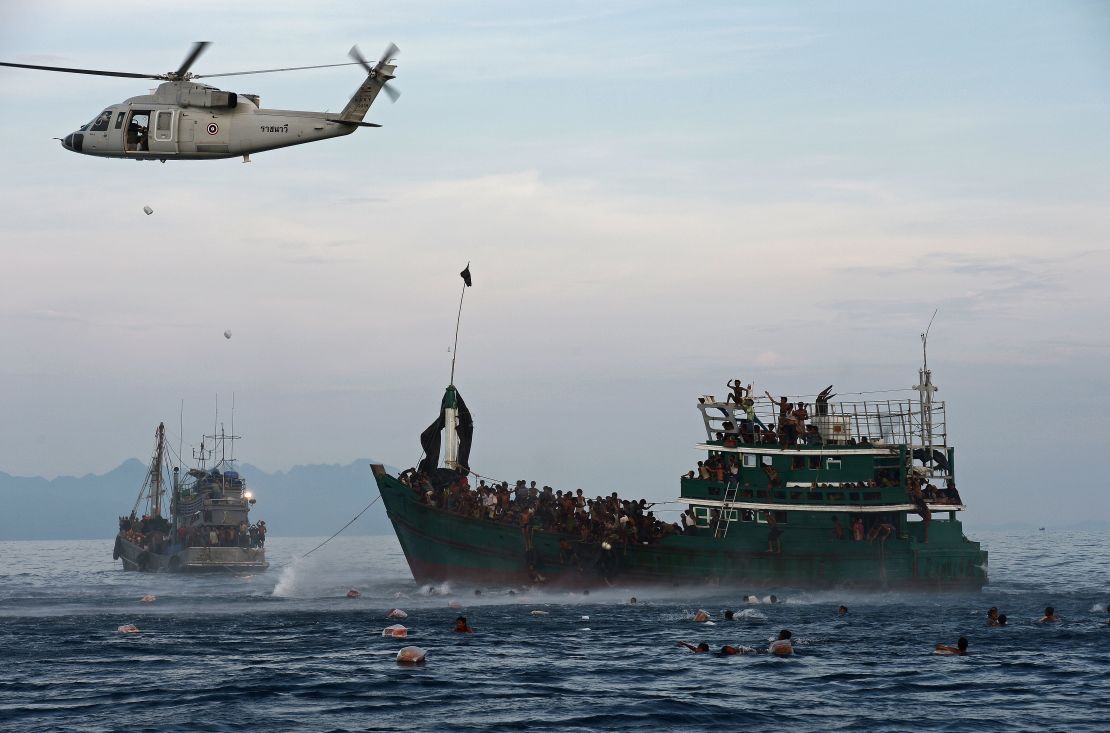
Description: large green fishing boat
xmin=374 ymin=358 xmax=986 ymax=591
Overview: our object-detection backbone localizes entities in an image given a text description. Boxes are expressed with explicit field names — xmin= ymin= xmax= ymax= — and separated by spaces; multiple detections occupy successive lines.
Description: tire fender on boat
xmin=113 ymin=536 xmax=122 ymax=561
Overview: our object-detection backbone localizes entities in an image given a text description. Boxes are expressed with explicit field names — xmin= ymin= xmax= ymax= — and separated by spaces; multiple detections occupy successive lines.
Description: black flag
xmin=460 ymin=264 xmax=472 ymax=287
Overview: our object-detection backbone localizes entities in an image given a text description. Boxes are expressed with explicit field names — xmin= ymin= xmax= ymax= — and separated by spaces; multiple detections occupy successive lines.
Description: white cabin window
xmin=154 ymin=110 xmax=173 ymax=140
xmin=826 ymin=458 xmax=842 ymax=470
xmin=742 ymin=454 xmax=758 ymax=468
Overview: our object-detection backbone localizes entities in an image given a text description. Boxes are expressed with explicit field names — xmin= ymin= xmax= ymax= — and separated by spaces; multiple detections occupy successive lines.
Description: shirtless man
xmin=726 ymin=379 xmax=750 ymax=404
xmin=935 ymin=637 xmax=969 ymax=656
xmin=677 ymin=641 xmax=710 ymax=653
xmin=1039 ymin=606 xmax=1059 ymax=623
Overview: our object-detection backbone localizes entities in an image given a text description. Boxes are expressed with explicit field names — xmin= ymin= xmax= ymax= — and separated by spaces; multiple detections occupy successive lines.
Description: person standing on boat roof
xmin=726 ymin=379 xmax=750 ymax=404
xmin=791 ymin=402 xmax=809 ymax=444
xmin=765 ymin=392 xmax=795 ymax=445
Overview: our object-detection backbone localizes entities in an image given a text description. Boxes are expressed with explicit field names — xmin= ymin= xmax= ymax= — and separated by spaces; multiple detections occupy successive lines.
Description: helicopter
xmin=0 ymin=42 xmax=399 ymax=162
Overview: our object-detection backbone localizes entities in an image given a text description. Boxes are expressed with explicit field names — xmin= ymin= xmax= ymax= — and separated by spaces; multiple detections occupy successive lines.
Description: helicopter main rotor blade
xmin=193 ymin=61 xmax=364 ymax=79
xmin=174 ymin=41 xmax=211 ymax=78
xmin=0 ymin=61 xmax=160 ymax=79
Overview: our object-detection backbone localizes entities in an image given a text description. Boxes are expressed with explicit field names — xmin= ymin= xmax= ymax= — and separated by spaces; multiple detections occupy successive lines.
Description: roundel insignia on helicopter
xmin=207 ymin=123 xmax=219 ymax=135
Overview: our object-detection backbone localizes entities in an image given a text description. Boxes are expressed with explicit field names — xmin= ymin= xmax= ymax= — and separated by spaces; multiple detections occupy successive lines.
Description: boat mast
xmin=150 ymin=423 xmax=166 ymax=517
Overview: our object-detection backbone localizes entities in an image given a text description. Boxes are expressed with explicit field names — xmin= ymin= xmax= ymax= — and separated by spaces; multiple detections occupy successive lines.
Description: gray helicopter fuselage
xmin=61 ymin=81 xmax=360 ymax=161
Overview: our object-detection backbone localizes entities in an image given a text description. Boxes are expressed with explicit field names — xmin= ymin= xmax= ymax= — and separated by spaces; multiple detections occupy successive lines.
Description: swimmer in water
xmin=838 ymin=605 xmax=848 ymax=617
xmin=693 ymin=610 xmax=711 ymax=623
xmin=986 ymin=607 xmax=999 ymax=626
xmin=454 ymin=616 xmax=474 ymax=633
xmin=769 ymin=595 xmax=779 ymax=604
xmin=996 ymin=614 xmax=1008 ymax=626
xmin=769 ymin=629 xmax=794 ymax=656
xmin=1039 ymin=606 xmax=1058 ymax=623
xmin=346 ymin=588 xmax=361 ymax=599
xmin=723 ymin=610 xmax=734 ymax=621
xmin=677 ymin=641 xmax=710 ymax=653
xmin=629 ymin=597 xmax=637 ymax=604
xmin=935 ymin=637 xmax=969 ymax=656
xmin=717 ymin=644 xmax=758 ymax=656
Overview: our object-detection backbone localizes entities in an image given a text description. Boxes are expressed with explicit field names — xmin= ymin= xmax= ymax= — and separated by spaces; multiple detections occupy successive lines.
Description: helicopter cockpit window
xmin=114 ymin=112 xmax=125 ymax=130
xmin=89 ymin=110 xmax=112 ymax=132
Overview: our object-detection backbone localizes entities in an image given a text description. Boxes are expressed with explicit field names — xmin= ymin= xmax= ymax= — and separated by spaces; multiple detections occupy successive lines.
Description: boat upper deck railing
xmin=697 ymin=395 xmax=948 ymax=455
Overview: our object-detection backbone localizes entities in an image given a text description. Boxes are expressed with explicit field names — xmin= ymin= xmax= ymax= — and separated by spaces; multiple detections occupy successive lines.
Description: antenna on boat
xmin=230 ymin=392 xmax=235 ymax=462
xmin=914 ymin=309 xmax=939 ymax=452
xmin=178 ymin=398 xmax=184 ymax=469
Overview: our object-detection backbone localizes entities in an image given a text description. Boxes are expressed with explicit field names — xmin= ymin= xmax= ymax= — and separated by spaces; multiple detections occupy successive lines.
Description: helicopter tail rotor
xmin=349 ymin=43 xmax=400 ymax=102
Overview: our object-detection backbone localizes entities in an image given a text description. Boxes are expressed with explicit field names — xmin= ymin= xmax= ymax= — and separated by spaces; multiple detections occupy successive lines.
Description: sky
xmin=0 ymin=1 xmax=1107 ymax=526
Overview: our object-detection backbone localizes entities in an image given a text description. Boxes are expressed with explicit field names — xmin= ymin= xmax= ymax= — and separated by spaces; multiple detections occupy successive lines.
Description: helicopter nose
xmin=61 ymin=133 xmax=83 ymax=153
xmin=61 ymin=134 xmax=72 ymax=150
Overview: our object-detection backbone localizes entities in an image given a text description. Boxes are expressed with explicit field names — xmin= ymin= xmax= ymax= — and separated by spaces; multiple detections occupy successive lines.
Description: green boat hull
xmin=374 ymin=467 xmax=987 ymax=591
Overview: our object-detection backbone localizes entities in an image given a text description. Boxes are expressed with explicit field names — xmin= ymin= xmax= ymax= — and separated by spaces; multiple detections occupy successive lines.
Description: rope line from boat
xmin=299 ymin=494 xmax=383 ymax=560
xmin=266 ymin=494 xmax=384 ymax=570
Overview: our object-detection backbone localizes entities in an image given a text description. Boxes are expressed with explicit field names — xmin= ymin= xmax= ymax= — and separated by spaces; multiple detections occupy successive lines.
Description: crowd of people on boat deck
xmin=710 ymin=381 xmax=843 ymax=447
xmin=397 ymin=469 xmax=682 ymax=547
xmin=118 ymin=512 xmax=266 ymax=552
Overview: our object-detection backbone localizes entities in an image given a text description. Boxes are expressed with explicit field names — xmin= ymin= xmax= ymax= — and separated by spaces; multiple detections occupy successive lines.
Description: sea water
xmin=0 ymin=530 xmax=1107 ymax=732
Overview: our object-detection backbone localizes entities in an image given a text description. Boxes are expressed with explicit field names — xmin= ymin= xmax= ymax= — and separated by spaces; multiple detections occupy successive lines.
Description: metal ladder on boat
xmin=712 ymin=482 xmax=739 ymax=538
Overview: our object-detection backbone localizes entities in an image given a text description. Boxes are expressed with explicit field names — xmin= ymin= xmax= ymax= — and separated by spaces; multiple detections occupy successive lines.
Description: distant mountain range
xmin=0 ymin=459 xmax=393 ymax=540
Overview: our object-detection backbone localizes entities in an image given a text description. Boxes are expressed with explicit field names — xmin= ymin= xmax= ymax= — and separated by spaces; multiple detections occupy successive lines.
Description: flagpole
xmin=450 ymin=281 xmax=466 ymax=386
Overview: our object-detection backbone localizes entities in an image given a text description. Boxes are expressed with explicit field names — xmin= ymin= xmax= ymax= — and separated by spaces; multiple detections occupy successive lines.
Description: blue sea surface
xmin=0 ymin=530 xmax=1107 ymax=732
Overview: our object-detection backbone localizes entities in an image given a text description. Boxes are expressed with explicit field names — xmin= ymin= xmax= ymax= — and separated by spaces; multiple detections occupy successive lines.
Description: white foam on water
xmin=271 ymin=561 xmax=301 ymax=598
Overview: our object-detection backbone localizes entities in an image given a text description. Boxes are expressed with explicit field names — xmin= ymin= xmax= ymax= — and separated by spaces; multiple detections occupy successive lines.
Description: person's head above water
xmin=957 ymin=637 xmax=968 ymax=652
xmin=838 ymin=605 xmax=848 ymax=615
xmin=724 ymin=610 xmax=734 ymax=620
xmin=1044 ymin=606 xmax=1054 ymax=616
xmin=988 ymin=606 xmax=998 ymax=619
xmin=454 ymin=616 xmax=473 ymax=632
xmin=769 ymin=595 xmax=778 ymax=604
xmin=778 ymin=629 xmax=792 ymax=640
xmin=997 ymin=614 xmax=1008 ymax=626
